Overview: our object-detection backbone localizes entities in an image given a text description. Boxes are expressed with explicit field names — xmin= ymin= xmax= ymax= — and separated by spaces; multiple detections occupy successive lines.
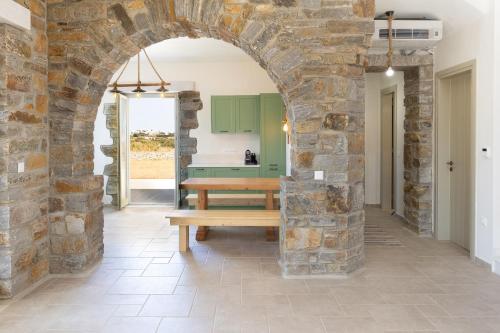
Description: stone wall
xmin=0 ymin=0 xmax=49 ymax=298
xmin=100 ymin=103 xmax=119 ymax=206
xmin=178 ymin=91 xmax=202 ymax=207
xmin=367 ymin=54 xmax=434 ymax=235
xmin=43 ymin=0 xmax=374 ymax=278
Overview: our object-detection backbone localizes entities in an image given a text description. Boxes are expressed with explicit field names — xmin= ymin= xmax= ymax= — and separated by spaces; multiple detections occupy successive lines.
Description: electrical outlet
xmin=480 ymin=216 xmax=488 ymax=227
xmin=18 ymin=161 xmax=25 ymax=173
xmin=314 ymin=171 xmax=324 ymax=180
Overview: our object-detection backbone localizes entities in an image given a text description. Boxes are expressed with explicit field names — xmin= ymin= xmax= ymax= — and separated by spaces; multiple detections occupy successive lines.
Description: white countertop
xmin=188 ymin=163 xmax=260 ymax=168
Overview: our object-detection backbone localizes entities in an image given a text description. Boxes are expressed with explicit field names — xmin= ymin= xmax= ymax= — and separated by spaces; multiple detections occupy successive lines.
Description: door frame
xmin=120 ymin=92 xmax=180 ymax=207
xmin=380 ymin=85 xmax=398 ymax=212
xmin=434 ymin=60 xmax=476 ymax=258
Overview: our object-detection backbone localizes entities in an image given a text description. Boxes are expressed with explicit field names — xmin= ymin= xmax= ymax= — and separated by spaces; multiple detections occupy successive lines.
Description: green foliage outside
xmin=130 ymin=131 xmax=175 ymax=152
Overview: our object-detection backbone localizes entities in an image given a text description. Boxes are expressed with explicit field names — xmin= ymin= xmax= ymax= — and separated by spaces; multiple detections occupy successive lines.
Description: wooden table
xmin=179 ymin=178 xmax=280 ymax=241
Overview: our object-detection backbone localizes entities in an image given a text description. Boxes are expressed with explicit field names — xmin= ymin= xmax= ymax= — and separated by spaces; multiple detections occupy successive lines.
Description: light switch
xmin=18 ymin=161 xmax=25 ymax=173
xmin=314 ymin=171 xmax=324 ymax=180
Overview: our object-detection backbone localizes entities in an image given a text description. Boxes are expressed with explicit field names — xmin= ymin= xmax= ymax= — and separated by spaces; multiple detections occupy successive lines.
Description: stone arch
xmin=47 ymin=0 xmax=375 ymax=275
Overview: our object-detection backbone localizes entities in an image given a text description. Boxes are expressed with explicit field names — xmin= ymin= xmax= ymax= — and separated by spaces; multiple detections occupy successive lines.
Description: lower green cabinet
xmin=260 ymin=94 xmax=286 ymax=178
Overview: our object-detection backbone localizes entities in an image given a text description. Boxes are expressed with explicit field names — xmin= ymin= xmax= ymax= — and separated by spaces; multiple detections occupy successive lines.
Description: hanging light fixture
xmin=108 ymin=49 xmax=170 ymax=97
xmin=385 ymin=10 xmax=395 ymax=77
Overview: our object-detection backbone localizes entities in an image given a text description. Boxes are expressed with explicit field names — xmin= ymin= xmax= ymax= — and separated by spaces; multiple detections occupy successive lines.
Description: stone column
xmin=403 ymin=65 xmax=434 ymax=235
xmin=100 ymin=103 xmax=119 ymax=206
xmin=178 ymin=91 xmax=202 ymax=207
xmin=278 ymin=3 xmax=374 ymax=276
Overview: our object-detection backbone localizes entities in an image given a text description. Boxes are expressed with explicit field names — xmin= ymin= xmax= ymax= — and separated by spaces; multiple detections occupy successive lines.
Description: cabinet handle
xmin=219 ymin=130 xmax=229 ymax=133
xmin=269 ymin=168 xmax=278 ymax=171
xmin=269 ymin=164 xmax=278 ymax=167
xmin=243 ymin=130 xmax=252 ymax=133
xmin=231 ymin=168 xmax=241 ymax=171
xmin=196 ymin=168 xmax=205 ymax=171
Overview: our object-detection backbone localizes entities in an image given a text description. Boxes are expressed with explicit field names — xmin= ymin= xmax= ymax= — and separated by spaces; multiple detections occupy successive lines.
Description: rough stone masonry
xmin=1 ymin=0 xmax=375 ymax=298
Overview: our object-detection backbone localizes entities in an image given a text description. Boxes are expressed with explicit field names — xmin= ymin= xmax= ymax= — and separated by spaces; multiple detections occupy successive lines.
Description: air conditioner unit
xmin=372 ymin=19 xmax=443 ymax=49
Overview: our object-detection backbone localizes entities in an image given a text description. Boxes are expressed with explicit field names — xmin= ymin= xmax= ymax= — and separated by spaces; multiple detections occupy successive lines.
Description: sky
xmin=129 ymin=98 xmax=176 ymax=133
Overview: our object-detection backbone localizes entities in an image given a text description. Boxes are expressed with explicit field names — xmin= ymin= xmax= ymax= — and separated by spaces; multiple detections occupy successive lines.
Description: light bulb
xmin=160 ymin=92 xmax=165 ymax=98
xmin=386 ymin=66 xmax=395 ymax=77
xmin=136 ymin=92 xmax=142 ymax=98
xmin=282 ymin=122 xmax=289 ymax=132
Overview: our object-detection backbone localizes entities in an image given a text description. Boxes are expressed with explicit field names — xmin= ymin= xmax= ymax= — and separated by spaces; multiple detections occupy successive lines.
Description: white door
xmin=118 ymin=94 xmax=130 ymax=209
xmin=381 ymin=92 xmax=394 ymax=211
xmin=449 ymin=71 xmax=472 ymax=250
xmin=437 ymin=70 xmax=472 ymax=250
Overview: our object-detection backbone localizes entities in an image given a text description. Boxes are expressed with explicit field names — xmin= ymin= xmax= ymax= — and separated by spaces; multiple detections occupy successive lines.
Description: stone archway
xmin=47 ymin=0 xmax=375 ymax=276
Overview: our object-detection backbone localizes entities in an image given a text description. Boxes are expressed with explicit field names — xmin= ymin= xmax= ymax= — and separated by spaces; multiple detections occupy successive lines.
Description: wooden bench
xmin=186 ymin=193 xmax=280 ymax=208
xmin=166 ymin=210 xmax=280 ymax=252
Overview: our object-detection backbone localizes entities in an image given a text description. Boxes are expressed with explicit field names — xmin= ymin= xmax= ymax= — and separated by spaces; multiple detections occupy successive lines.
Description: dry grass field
xmin=130 ymin=158 xmax=175 ymax=179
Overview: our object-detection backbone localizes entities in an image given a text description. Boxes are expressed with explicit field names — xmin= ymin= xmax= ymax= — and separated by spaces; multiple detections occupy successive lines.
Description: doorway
xmin=380 ymin=87 xmax=396 ymax=212
xmin=436 ymin=62 xmax=475 ymax=252
xmin=117 ymin=94 xmax=179 ymax=208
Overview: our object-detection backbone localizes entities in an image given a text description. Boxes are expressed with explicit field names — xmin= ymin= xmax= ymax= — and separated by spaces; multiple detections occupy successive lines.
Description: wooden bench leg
xmin=265 ymin=190 xmax=277 ymax=241
xmin=179 ymin=225 xmax=189 ymax=252
xmin=196 ymin=190 xmax=209 ymax=241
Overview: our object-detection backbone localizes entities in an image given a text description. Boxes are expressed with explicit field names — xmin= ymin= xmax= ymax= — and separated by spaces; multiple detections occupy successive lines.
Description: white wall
xmin=493 ymin=0 xmax=500 ymax=261
xmin=364 ymin=72 xmax=406 ymax=217
xmin=435 ymin=3 xmax=495 ymax=264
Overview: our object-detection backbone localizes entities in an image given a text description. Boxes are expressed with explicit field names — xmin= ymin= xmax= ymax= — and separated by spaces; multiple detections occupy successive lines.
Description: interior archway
xmin=47 ymin=0 xmax=374 ymax=276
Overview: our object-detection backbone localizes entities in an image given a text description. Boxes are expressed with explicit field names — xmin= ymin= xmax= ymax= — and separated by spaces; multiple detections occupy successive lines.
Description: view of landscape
xmin=130 ymin=130 xmax=175 ymax=179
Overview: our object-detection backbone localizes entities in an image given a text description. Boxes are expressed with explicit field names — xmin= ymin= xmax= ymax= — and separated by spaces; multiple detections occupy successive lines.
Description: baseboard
xmin=494 ymin=258 xmax=500 ymax=276
xmin=365 ymin=204 xmax=381 ymax=208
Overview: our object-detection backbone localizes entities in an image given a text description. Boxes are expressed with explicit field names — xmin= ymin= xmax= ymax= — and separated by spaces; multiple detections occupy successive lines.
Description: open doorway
xmin=380 ymin=86 xmax=397 ymax=213
xmin=118 ymin=94 xmax=179 ymax=207
xmin=436 ymin=62 xmax=475 ymax=252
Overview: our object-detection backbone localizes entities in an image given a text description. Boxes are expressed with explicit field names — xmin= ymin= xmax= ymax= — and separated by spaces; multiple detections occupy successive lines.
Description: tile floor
xmin=1 ymin=207 xmax=500 ymax=333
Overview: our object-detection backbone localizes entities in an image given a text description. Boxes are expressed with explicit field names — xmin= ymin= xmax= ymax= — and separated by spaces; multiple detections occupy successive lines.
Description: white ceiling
xmin=376 ymin=0 xmax=490 ymax=35
xmin=138 ymin=1 xmax=491 ymax=63
xmin=138 ymin=37 xmax=251 ymax=63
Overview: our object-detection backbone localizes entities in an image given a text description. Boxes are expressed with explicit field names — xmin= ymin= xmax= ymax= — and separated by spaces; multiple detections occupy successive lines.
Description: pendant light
xmin=108 ymin=49 xmax=170 ymax=97
xmin=386 ymin=10 xmax=395 ymax=77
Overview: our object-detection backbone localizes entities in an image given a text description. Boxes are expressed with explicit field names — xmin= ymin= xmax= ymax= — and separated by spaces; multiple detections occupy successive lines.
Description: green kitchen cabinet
xmin=235 ymin=96 xmax=260 ymax=134
xmin=211 ymin=96 xmax=236 ymax=133
xmin=211 ymin=167 xmax=260 ymax=178
xmin=188 ymin=167 xmax=212 ymax=178
xmin=260 ymin=94 xmax=286 ymax=178
xmin=211 ymin=96 xmax=259 ymax=134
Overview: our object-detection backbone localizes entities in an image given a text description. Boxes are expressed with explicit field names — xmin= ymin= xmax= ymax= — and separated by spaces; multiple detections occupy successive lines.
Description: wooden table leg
xmin=196 ymin=189 xmax=209 ymax=241
xmin=265 ymin=190 xmax=277 ymax=241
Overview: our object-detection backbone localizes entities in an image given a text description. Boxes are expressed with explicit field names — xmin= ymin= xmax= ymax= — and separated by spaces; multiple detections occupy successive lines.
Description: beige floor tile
xmin=157 ymin=317 xmax=214 ymax=333
xmin=107 ymin=276 xmax=178 ymax=294
xmin=288 ymin=294 xmax=343 ymax=317
xmin=268 ymin=315 xmax=326 ymax=333
xmin=100 ymin=316 xmax=161 ymax=333
xmin=367 ymin=304 xmax=437 ymax=331
xmin=322 ymin=317 xmax=384 ymax=333
xmin=140 ymin=294 xmax=195 ymax=316
xmin=142 ymin=263 xmax=185 ymax=277
xmin=113 ymin=304 xmax=143 ymax=316
xmin=243 ymin=277 xmax=309 ymax=295
xmin=429 ymin=294 xmax=499 ymax=317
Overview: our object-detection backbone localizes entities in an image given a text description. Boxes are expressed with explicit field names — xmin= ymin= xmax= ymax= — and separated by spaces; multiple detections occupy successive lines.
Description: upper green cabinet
xmin=235 ymin=96 xmax=260 ymax=134
xmin=211 ymin=96 xmax=259 ymax=134
xmin=260 ymin=94 xmax=286 ymax=178
xmin=211 ymin=96 xmax=235 ymax=133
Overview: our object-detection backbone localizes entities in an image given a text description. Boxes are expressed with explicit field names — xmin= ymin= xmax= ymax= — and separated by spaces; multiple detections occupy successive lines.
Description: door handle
xmin=446 ymin=161 xmax=454 ymax=172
